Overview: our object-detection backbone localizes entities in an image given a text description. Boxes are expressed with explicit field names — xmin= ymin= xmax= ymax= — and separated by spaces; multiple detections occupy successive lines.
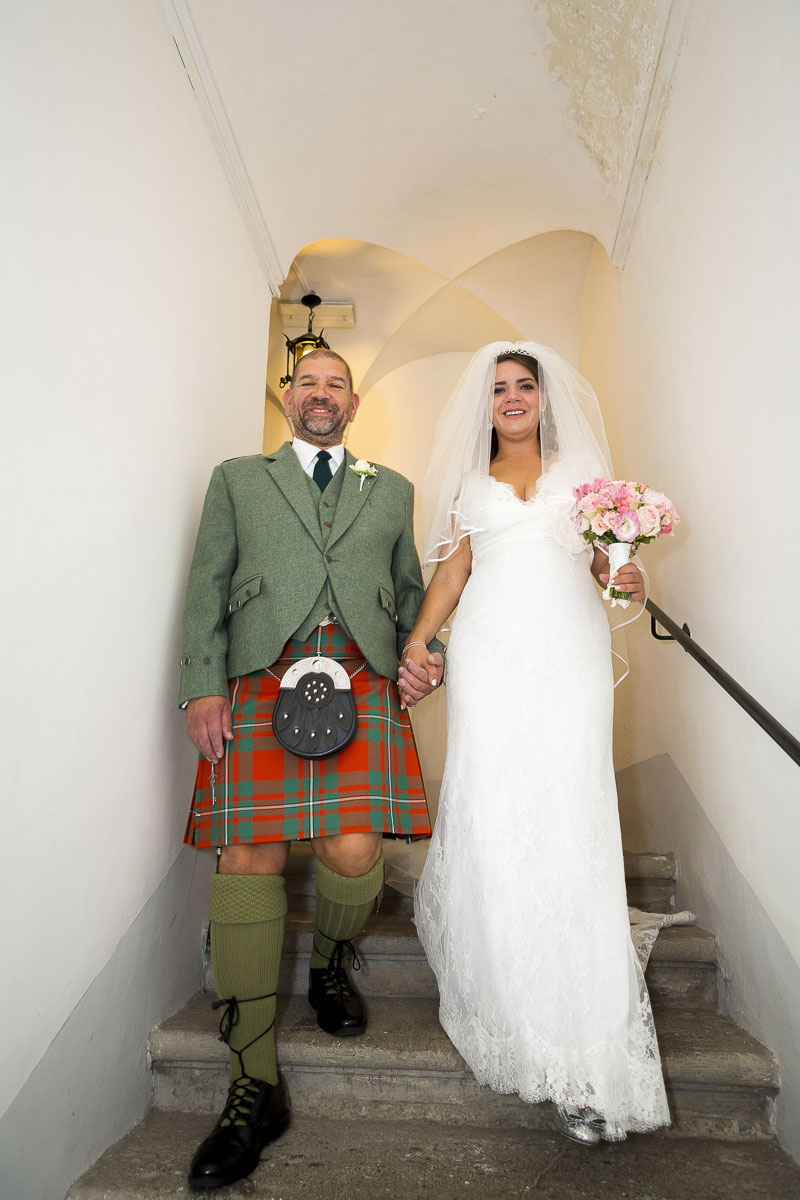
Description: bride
xmin=398 ymin=342 xmax=670 ymax=1143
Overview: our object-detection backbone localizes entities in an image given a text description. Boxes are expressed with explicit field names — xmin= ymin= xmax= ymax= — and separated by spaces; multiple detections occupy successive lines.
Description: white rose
xmin=638 ymin=505 xmax=661 ymax=537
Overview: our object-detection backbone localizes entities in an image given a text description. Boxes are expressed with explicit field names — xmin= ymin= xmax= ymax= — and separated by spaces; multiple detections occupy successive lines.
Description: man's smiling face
xmin=284 ymin=353 xmax=360 ymax=448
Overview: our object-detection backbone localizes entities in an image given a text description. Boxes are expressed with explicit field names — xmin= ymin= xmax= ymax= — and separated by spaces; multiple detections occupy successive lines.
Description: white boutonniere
xmin=349 ymin=458 xmax=378 ymax=492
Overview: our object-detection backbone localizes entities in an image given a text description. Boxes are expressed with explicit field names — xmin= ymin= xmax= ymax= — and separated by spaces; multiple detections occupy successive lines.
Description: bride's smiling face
xmin=491 ymin=360 xmax=540 ymax=444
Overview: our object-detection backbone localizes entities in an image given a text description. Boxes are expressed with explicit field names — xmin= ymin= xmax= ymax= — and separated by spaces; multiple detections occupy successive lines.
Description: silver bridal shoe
xmin=551 ymin=1103 xmax=605 ymax=1145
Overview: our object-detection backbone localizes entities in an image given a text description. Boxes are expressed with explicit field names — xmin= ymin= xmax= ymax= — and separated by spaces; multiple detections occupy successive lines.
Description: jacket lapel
xmin=327 ymin=450 xmax=373 ymax=549
xmin=263 ymin=442 xmax=324 ymax=551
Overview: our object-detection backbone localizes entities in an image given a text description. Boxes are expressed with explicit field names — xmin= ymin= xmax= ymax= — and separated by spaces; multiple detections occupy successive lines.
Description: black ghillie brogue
xmin=188 ymin=1073 xmax=291 ymax=1188
xmin=308 ymin=938 xmax=367 ymax=1036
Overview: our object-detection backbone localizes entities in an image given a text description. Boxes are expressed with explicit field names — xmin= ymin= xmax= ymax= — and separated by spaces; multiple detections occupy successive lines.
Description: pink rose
xmin=612 ymin=509 xmax=640 ymax=542
xmin=638 ymin=505 xmax=661 ymax=537
xmin=591 ymin=512 xmax=611 ymax=536
xmin=642 ymin=488 xmax=668 ymax=508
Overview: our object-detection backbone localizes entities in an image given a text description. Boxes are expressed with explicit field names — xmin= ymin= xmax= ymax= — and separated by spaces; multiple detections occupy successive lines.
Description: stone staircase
xmin=68 ymin=847 xmax=800 ymax=1199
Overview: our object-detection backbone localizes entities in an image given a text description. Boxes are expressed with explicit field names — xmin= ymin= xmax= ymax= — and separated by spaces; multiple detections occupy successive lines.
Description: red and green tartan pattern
xmin=185 ymin=627 xmax=431 ymax=847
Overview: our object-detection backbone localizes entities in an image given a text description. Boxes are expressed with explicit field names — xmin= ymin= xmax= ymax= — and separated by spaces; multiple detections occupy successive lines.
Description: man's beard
xmin=296 ymin=404 xmax=348 ymax=442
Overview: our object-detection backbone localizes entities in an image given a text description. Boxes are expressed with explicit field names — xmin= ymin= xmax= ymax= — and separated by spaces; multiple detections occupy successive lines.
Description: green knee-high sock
xmin=209 ymin=873 xmax=287 ymax=1085
xmin=309 ymin=853 xmax=384 ymax=969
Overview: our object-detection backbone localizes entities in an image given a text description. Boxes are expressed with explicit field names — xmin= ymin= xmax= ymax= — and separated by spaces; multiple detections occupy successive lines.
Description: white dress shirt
xmin=292 ymin=437 xmax=345 ymax=479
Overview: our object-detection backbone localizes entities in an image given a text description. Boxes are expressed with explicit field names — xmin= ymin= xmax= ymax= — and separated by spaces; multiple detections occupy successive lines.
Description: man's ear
xmin=349 ymin=393 xmax=360 ymax=420
xmin=283 ymin=388 xmax=293 ymax=420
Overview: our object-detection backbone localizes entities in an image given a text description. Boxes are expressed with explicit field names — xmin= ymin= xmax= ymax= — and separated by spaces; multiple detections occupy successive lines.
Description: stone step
xmin=286 ymin=845 xmax=677 ymax=879
xmin=282 ymin=844 xmax=678 ymax=914
xmin=67 ymin=1111 xmax=800 ymax=1200
xmin=645 ymin=927 xmax=718 ymax=1008
xmin=150 ymin=992 xmax=777 ymax=1140
xmin=624 ymin=851 xmax=677 ymax=913
xmin=203 ymin=913 xmax=717 ymax=1007
xmin=624 ymin=852 xmax=676 ymax=876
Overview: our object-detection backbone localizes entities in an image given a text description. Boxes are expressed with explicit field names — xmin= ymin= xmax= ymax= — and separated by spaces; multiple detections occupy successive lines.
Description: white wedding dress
xmin=414 ymin=467 xmax=670 ymax=1137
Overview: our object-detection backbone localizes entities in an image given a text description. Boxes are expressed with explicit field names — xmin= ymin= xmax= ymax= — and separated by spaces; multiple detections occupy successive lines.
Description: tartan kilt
xmin=185 ymin=626 xmax=431 ymax=846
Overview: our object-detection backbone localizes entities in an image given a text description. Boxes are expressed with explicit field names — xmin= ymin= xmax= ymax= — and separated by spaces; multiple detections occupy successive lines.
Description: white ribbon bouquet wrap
xmin=604 ymin=541 xmax=635 ymax=609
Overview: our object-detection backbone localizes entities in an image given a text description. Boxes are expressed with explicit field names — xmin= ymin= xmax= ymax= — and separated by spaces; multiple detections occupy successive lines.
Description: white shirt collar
xmin=292 ymin=436 xmax=345 ymax=477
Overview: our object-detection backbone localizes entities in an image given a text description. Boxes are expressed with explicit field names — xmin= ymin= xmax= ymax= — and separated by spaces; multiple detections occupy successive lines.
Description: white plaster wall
xmin=1 ymin=0 xmax=267 ymax=1163
xmin=579 ymin=0 xmax=800 ymax=1158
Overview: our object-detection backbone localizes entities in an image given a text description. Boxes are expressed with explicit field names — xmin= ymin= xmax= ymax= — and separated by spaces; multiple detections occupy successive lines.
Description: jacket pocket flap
xmin=378 ymin=585 xmax=396 ymax=617
xmin=227 ymin=575 xmax=263 ymax=616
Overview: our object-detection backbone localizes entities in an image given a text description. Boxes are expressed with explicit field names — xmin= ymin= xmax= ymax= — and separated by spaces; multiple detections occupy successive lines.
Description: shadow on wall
xmin=617 ymin=752 xmax=800 ymax=1162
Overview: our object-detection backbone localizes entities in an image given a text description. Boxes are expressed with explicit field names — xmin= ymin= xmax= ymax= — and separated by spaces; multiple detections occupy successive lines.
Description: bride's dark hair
xmin=490 ymin=352 xmax=541 ymax=461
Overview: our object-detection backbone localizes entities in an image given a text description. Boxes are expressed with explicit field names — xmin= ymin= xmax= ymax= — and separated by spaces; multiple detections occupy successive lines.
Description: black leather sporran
xmin=271 ymin=656 xmax=360 ymax=760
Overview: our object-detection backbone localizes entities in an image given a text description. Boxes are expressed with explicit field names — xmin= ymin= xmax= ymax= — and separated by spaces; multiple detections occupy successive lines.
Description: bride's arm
xmin=397 ymin=537 xmax=472 ymax=706
xmin=407 ymin=536 xmax=472 ymax=647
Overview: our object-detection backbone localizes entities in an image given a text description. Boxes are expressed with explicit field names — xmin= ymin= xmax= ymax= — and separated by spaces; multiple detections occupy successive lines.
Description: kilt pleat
xmin=185 ymin=627 xmax=431 ymax=846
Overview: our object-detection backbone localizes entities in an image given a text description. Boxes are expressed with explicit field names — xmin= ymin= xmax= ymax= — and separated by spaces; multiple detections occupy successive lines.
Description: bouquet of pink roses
xmin=573 ymin=478 xmax=679 ymax=605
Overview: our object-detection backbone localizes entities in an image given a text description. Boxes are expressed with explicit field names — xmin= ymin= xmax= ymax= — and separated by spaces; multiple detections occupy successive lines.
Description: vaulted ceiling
xmin=163 ymin=0 xmax=679 ymax=395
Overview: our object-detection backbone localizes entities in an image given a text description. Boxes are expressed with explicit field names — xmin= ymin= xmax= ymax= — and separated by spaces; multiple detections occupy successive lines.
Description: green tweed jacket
xmin=178 ymin=442 xmax=441 ymax=705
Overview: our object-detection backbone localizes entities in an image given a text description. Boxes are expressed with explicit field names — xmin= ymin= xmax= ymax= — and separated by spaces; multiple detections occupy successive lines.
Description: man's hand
xmin=398 ymin=648 xmax=443 ymax=710
xmin=598 ymin=562 xmax=646 ymax=602
xmin=186 ymin=695 xmax=233 ymax=761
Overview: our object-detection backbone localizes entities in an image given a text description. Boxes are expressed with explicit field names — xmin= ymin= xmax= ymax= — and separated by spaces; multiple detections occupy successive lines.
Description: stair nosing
xmin=278 ymin=917 xmax=717 ymax=963
xmin=151 ymin=993 xmax=778 ymax=1090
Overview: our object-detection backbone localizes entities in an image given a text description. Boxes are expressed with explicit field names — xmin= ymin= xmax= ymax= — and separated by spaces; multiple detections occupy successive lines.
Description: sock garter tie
xmin=212 ymin=991 xmax=277 ymax=1082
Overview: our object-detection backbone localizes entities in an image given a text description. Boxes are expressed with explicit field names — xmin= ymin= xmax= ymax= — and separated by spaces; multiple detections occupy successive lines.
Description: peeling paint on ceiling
xmin=536 ymin=0 xmax=669 ymax=195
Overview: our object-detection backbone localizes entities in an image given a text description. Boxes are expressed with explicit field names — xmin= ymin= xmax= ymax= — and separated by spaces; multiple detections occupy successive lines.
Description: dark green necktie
xmin=312 ymin=450 xmax=333 ymax=492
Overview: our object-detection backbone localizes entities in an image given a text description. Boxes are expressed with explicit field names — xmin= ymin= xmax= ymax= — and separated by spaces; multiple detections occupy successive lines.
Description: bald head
xmin=291 ymin=348 xmax=353 ymax=393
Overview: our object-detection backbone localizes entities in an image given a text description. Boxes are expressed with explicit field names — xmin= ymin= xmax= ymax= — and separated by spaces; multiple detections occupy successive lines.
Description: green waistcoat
xmin=294 ymin=462 xmax=350 ymax=639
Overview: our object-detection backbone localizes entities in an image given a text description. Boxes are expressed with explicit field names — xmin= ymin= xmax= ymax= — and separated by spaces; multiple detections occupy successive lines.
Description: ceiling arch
xmin=267 ymin=230 xmax=598 ymax=401
xmin=171 ymin=0 xmax=677 ymax=286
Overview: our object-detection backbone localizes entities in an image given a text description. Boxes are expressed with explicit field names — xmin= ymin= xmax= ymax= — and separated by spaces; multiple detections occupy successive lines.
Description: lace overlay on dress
xmin=414 ymin=471 xmax=670 ymax=1137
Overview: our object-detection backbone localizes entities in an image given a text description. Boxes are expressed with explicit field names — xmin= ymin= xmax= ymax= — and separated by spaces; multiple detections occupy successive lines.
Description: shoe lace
xmin=218 ymin=1074 xmax=264 ymax=1128
xmin=212 ymin=991 xmax=277 ymax=1082
xmin=312 ymin=937 xmax=361 ymax=998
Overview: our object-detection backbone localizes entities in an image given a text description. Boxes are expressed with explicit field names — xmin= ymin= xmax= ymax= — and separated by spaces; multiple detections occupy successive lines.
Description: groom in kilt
xmin=179 ymin=348 xmax=443 ymax=1189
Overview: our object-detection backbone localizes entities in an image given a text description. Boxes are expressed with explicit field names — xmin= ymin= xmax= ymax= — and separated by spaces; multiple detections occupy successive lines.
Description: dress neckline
xmin=487 ymin=472 xmax=543 ymax=505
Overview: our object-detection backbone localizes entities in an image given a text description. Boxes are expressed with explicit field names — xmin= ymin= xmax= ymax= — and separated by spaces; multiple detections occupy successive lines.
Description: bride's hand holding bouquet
xmin=573 ymin=480 xmax=680 ymax=607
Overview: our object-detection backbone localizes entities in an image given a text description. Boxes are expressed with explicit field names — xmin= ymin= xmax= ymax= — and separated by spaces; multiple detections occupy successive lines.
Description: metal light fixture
xmin=279 ymin=292 xmax=330 ymax=388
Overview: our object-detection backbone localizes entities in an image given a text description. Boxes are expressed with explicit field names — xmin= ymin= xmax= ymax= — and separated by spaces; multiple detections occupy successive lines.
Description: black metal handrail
xmin=646 ymin=599 xmax=800 ymax=767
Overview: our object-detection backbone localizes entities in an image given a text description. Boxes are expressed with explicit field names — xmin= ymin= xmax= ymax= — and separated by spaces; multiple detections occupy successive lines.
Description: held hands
xmin=186 ymin=695 xmax=233 ymax=761
xmin=598 ymin=563 xmax=646 ymax=603
xmin=398 ymin=646 xmax=443 ymax=710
